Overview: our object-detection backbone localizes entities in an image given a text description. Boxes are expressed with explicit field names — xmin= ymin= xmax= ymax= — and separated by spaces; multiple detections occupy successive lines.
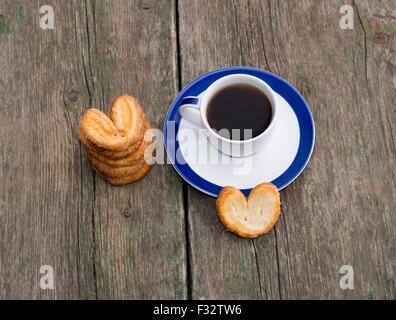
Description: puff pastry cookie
xmin=216 ymin=183 xmax=281 ymax=238
xmin=99 ymin=162 xmax=152 ymax=186
xmin=79 ymin=95 xmax=144 ymax=151
xmin=78 ymin=117 xmax=148 ymax=159
xmin=78 ymin=95 xmax=154 ymax=186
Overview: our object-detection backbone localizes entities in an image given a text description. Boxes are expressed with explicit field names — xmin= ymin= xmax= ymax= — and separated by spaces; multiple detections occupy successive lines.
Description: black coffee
xmin=206 ymin=84 xmax=272 ymax=140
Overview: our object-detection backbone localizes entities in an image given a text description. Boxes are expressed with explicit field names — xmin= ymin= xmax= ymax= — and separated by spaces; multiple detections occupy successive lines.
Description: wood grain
xmin=263 ymin=0 xmax=396 ymax=299
xmin=0 ymin=0 xmax=394 ymax=299
xmin=178 ymin=0 xmax=396 ymax=299
xmin=0 ymin=0 xmax=186 ymax=299
xmin=0 ymin=0 xmax=88 ymax=299
xmin=81 ymin=0 xmax=186 ymax=299
xmin=178 ymin=0 xmax=280 ymax=299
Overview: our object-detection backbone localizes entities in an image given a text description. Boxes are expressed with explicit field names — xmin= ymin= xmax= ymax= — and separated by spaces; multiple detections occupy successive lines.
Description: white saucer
xmin=164 ymin=67 xmax=315 ymax=197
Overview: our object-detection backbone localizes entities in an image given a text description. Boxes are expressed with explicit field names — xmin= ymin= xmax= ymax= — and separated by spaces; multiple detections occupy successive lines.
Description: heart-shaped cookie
xmin=87 ymin=152 xmax=146 ymax=178
xmin=79 ymin=95 xmax=144 ymax=151
xmin=78 ymin=119 xmax=148 ymax=159
xmin=84 ymin=125 xmax=154 ymax=168
xmin=216 ymin=183 xmax=280 ymax=238
xmin=98 ymin=162 xmax=152 ymax=186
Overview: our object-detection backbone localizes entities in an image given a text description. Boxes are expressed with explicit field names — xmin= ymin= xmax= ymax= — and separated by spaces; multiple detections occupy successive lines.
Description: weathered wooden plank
xmin=179 ymin=0 xmax=395 ymax=299
xmin=1 ymin=0 xmax=394 ymax=300
xmin=258 ymin=0 xmax=396 ymax=299
xmin=0 ymin=0 xmax=186 ymax=299
xmin=0 ymin=0 xmax=94 ymax=299
xmin=178 ymin=0 xmax=280 ymax=299
xmin=81 ymin=0 xmax=186 ymax=299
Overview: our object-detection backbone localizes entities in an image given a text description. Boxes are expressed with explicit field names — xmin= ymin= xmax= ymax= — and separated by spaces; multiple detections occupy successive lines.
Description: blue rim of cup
xmin=164 ymin=66 xmax=315 ymax=197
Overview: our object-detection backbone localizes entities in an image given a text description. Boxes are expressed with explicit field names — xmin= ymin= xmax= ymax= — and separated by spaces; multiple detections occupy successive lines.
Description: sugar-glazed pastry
xmin=87 ymin=151 xmax=145 ymax=178
xmin=99 ymin=162 xmax=152 ymax=186
xmin=216 ymin=183 xmax=280 ymax=238
xmin=79 ymin=95 xmax=145 ymax=151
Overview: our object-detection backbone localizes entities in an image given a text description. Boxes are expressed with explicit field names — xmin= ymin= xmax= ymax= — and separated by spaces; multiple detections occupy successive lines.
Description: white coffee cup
xmin=179 ymin=74 xmax=277 ymax=157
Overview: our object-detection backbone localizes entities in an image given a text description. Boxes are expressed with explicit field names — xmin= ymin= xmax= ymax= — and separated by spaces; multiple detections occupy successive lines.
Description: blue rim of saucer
xmin=164 ymin=67 xmax=315 ymax=197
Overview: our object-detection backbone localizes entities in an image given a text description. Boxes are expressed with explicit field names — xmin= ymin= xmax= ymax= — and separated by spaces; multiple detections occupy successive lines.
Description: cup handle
xmin=179 ymin=96 xmax=202 ymax=126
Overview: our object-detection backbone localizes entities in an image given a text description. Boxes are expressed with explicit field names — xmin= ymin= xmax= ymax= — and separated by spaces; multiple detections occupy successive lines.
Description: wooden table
xmin=0 ymin=0 xmax=395 ymax=300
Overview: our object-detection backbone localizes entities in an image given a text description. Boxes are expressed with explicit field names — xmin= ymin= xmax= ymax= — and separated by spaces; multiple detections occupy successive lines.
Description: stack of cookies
xmin=78 ymin=95 xmax=154 ymax=186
